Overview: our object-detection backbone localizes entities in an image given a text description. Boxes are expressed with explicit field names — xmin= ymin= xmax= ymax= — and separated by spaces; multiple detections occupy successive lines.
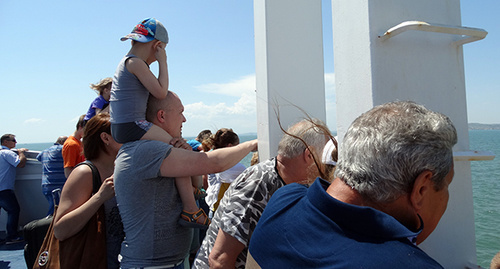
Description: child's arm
xmin=98 ymin=105 xmax=110 ymax=114
xmin=127 ymin=42 xmax=169 ymax=99
xmin=191 ymin=175 xmax=203 ymax=189
xmin=154 ymin=42 xmax=169 ymax=96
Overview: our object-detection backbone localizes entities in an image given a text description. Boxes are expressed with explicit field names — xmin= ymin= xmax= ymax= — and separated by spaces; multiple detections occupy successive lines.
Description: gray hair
xmin=277 ymin=119 xmax=329 ymax=160
xmin=334 ymin=101 xmax=457 ymax=203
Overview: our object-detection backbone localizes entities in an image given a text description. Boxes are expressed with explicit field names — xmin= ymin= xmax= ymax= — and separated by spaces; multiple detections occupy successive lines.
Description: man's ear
xmin=156 ymin=109 xmax=166 ymax=123
xmin=303 ymin=147 xmax=314 ymax=163
xmin=410 ymin=170 xmax=434 ymax=211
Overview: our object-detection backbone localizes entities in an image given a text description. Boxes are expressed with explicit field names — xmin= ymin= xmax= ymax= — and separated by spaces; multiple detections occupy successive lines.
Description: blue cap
xmin=120 ymin=18 xmax=168 ymax=44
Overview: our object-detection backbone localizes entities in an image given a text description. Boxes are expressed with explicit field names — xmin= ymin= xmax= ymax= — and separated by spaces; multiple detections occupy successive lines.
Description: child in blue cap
xmin=110 ymin=18 xmax=209 ymax=228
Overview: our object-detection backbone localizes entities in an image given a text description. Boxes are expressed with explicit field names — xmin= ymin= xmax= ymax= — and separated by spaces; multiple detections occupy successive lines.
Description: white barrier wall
xmin=0 ymin=152 xmax=47 ymax=235
xmin=254 ymin=0 xmax=326 ymax=160
xmin=332 ymin=0 xmax=484 ymax=267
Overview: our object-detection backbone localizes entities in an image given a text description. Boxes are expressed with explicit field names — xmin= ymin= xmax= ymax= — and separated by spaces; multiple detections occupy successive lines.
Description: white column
xmin=254 ymin=0 xmax=326 ymax=160
xmin=332 ymin=0 xmax=480 ymax=267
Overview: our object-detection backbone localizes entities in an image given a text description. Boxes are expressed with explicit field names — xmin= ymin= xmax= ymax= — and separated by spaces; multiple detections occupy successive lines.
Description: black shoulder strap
xmin=75 ymin=160 xmax=102 ymax=194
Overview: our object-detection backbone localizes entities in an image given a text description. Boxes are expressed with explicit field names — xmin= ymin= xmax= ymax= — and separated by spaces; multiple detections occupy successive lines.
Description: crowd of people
xmin=1 ymin=16 xmax=489 ymax=269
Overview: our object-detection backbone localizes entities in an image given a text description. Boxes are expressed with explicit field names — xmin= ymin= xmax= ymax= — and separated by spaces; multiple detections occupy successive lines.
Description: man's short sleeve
xmin=1 ymin=150 xmax=20 ymax=167
xmin=36 ymin=150 xmax=44 ymax=162
xmin=117 ymin=140 xmax=173 ymax=180
xmin=92 ymin=96 xmax=108 ymax=110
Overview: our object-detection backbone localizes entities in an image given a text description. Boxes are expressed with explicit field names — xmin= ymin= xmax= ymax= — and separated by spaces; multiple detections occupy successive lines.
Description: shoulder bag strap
xmin=74 ymin=161 xmax=102 ymax=194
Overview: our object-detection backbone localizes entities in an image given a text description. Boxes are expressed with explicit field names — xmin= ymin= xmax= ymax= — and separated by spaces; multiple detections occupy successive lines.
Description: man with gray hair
xmin=247 ymin=101 xmax=457 ymax=268
xmin=194 ymin=119 xmax=331 ymax=269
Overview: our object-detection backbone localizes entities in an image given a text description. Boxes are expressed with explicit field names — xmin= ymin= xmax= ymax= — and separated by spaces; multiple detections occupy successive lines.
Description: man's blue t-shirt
xmin=249 ymin=178 xmax=443 ymax=269
xmin=36 ymin=143 xmax=66 ymax=192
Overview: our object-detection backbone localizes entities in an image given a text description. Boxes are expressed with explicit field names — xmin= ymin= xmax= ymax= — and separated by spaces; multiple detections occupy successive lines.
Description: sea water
xmin=470 ymin=130 xmax=500 ymax=267
xmin=16 ymin=130 xmax=500 ymax=267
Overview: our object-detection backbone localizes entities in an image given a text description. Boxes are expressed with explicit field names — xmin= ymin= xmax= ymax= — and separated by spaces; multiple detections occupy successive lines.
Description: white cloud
xmin=325 ymin=73 xmax=336 ymax=111
xmin=195 ymin=75 xmax=256 ymax=97
xmin=325 ymin=72 xmax=335 ymax=90
xmin=24 ymin=118 xmax=45 ymax=124
xmin=324 ymin=72 xmax=337 ymax=131
xmin=182 ymin=73 xmax=337 ymax=136
xmin=184 ymin=93 xmax=256 ymax=124
xmin=183 ymin=75 xmax=257 ymax=136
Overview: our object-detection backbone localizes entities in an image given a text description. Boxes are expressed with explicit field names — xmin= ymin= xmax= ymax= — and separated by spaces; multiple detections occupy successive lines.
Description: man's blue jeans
xmin=43 ymin=187 xmax=62 ymax=216
xmin=0 ymin=189 xmax=20 ymax=239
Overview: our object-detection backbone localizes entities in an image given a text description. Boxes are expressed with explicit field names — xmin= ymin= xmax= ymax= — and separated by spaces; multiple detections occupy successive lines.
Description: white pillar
xmin=254 ymin=0 xmax=326 ymax=160
xmin=332 ymin=0 xmax=482 ymax=267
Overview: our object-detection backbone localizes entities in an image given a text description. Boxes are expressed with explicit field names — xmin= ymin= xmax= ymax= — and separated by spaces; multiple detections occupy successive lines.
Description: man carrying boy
xmin=114 ymin=91 xmax=257 ymax=268
xmin=111 ymin=17 xmax=212 ymax=228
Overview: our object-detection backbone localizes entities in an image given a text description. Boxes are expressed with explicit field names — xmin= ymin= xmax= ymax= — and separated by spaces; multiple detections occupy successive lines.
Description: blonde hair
xmin=250 ymin=152 xmax=259 ymax=166
xmin=491 ymin=251 xmax=500 ymax=269
xmin=90 ymin=77 xmax=113 ymax=95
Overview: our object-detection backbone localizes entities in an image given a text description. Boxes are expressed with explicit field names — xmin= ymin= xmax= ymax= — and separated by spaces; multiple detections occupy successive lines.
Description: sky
xmin=1 ymin=0 xmax=498 ymax=144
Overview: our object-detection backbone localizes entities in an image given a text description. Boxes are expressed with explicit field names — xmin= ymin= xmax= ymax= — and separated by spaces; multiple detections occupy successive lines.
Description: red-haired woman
xmin=54 ymin=113 xmax=123 ymax=268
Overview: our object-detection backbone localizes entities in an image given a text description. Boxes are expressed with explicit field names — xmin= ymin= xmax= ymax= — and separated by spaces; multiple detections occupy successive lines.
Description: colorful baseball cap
xmin=120 ymin=18 xmax=169 ymax=44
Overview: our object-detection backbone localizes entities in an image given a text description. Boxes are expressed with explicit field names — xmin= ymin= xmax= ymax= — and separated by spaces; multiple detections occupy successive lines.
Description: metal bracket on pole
xmin=378 ymin=21 xmax=488 ymax=46
xmin=453 ymin=150 xmax=495 ymax=161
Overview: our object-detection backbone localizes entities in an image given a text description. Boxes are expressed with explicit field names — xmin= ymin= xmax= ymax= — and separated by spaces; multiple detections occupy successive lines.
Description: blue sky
xmin=1 ymin=0 xmax=498 ymax=144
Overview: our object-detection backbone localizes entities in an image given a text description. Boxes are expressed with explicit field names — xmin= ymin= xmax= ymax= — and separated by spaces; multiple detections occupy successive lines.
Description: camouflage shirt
xmin=194 ymin=158 xmax=285 ymax=269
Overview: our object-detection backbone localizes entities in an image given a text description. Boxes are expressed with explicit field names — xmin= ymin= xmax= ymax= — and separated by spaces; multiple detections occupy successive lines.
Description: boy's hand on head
xmin=155 ymin=41 xmax=167 ymax=63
